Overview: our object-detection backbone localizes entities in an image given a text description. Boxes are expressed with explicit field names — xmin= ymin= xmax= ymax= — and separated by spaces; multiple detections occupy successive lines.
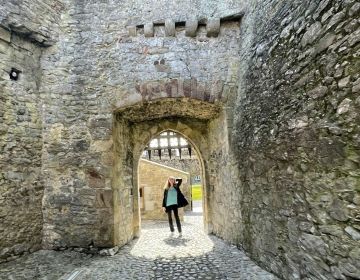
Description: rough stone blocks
xmin=185 ymin=20 xmax=198 ymax=37
xmin=144 ymin=23 xmax=154 ymax=37
xmin=165 ymin=19 xmax=175 ymax=37
xmin=207 ymin=18 xmax=221 ymax=37
xmin=127 ymin=25 xmax=137 ymax=37
xmin=0 ymin=26 xmax=11 ymax=43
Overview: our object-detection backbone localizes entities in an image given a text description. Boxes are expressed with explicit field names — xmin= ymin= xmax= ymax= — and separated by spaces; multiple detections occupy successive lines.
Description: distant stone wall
xmin=228 ymin=0 xmax=360 ymax=279
xmin=0 ymin=30 xmax=44 ymax=262
xmin=145 ymin=157 xmax=201 ymax=185
xmin=138 ymin=159 xmax=190 ymax=220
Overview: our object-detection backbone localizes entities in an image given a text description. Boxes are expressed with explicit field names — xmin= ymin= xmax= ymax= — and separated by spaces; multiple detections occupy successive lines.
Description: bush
xmin=191 ymin=185 xmax=202 ymax=201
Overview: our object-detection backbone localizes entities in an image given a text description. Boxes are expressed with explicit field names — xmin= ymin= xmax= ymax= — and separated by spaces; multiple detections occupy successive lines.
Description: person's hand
xmin=163 ymin=207 xmax=166 ymax=212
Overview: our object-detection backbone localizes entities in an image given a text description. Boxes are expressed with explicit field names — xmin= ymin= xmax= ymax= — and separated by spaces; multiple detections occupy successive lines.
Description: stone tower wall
xmin=145 ymin=157 xmax=201 ymax=185
xmin=0 ymin=31 xmax=44 ymax=263
xmin=230 ymin=0 xmax=360 ymax=278
xmin=39 ymin=0 xmax=243 ymax=250
xmin=0 ymin=1 xmax=63 ymax=262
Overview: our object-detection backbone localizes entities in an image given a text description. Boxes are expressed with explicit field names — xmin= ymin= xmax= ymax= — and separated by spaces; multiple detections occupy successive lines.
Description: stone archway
xmin=112 ymin=98 xmax=221 ymax=247
xmin=134 ymin=127 xmax=208 ymax=234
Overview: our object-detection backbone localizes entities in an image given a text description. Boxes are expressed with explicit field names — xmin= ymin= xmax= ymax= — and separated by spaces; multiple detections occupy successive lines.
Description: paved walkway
xmin=0 ymin=211 xmax=279 ymax=280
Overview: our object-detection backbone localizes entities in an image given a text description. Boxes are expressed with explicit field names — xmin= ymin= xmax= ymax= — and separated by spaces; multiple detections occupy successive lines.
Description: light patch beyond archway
xmin=136 ymin=129 xmax=206 ymax=231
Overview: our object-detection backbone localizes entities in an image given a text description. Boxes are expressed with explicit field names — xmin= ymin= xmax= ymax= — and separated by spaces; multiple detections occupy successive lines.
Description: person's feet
xmin=178 ymin=232 xmax=182 ymax=237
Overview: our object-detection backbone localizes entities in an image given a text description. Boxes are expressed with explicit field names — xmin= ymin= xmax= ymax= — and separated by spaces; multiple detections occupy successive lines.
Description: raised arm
xmin=175 ymin=178 xmax=182 ymax=188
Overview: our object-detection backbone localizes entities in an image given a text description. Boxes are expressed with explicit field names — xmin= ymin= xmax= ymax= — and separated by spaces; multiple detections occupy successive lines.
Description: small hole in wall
xmin=9 ymin=68 xmax=21 ymax=81
xmin=175 ymin=21 xmax=186 ymax=32
xmin=160 ymin=59 xmax=165 ymax=65
xmin=136 ymin=24 xmax=144 ymax=34
xmin=88 ymin=169 xmax=102 ymax=179
xmin=154 ymin=22 xmax=165 ymax=27
xmin=175 ymin=21 xmax=186 ymax=27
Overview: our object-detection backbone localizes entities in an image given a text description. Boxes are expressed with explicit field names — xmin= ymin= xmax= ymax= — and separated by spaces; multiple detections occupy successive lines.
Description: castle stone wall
xmin=230 ymin=0 xmax=360 ymax=278
xmin=0 ymin=1 xmax=359 ymax=278
xmin=0 ymin=31 xmax=44 ymax=262
xmin=39 ymin=0 xmax=243 ymax=249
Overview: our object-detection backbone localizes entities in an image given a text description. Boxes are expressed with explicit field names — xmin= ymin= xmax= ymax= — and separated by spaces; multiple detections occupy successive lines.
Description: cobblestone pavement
xmin=0 ymin=212 xmax=279 ymax=280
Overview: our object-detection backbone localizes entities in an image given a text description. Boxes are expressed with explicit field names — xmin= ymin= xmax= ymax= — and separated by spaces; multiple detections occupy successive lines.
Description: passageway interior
xmin=137 ymin=130 xmax=204 ymax=229
xmin=1 ymin=1 xmax=359 ymax=279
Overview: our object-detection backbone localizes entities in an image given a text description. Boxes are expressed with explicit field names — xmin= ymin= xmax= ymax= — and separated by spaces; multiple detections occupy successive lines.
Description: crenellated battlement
xmin=127 ymin=13 xmax=243 ymax=38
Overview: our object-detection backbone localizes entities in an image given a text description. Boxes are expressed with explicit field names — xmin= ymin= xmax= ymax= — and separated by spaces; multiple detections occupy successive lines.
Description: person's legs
xmin=167 ymin=207 xmax=174 ymax=232
xmin=173 ymin=206 xmax=182 ymax=233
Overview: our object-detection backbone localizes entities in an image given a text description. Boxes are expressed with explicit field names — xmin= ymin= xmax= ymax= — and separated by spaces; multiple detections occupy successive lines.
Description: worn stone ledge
xmin=0 ymin=22 xmax=56 ymax=47
xmin=114 ymin=98 xmax=221 ymax=122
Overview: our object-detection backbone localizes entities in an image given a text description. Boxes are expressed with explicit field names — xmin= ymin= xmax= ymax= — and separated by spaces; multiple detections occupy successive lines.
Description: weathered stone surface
xmin=99 ymin=246 xmax=119 ymax=256
xmin=319 ymin=225 xmax=343 ymax=237
xmin=0 ymin=0 xmax=63 ymax=45
xmin=115 ymin=98 xmax=221 ymax=122
xmin=164 ymin=19 xmax=175 ymax=37
xmin=0 ymin=26 xmax=10 ymax=43
xmin=345 ymin=227 xmax=360 ymax=241
xmin=207 ymin=18 xmax=221 ymax=37
xmin=127 ymin=25 xmax=136 ymax=37
xmin=0 ymin=32 xmax=43 ymax=263
xmin=299 ymin=234 xmax=329 ymax=256
xmin=1 ymin=1 xmax=359 ymax=280
xmin=337 ymin=98 xmax=353 ymax=115
xmin=144 ymin=23 xmax=154 ymax=37
xmin=231 ymin=0 xmax=360 ymax=279
xmin=185 ymin=20 xmax=198 ymax=37
xmin=301 ymin=21 xmax=322 ymax=47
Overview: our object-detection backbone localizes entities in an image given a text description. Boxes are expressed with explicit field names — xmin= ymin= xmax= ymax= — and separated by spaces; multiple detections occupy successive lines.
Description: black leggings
xmin=166 ymin=205 xmax=182 ymax=233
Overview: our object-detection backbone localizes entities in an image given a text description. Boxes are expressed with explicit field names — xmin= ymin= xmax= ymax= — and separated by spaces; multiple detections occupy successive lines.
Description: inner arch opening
xmin=138 ymin=130 xmax=204 ymax=223
xmin=112 ymin=97 xmax=222 ymax=250
xmin=130 ymin=129 xmax=214 ymax=259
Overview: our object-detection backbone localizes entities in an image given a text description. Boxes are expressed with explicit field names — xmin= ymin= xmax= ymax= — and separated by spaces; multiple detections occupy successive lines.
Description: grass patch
xmin=192 ymin=185 xmax=202 ymax=201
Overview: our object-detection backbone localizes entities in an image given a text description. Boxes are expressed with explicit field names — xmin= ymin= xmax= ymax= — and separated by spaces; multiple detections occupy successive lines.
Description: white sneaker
xmin=178 ymin=232 xmax=182 ymax=237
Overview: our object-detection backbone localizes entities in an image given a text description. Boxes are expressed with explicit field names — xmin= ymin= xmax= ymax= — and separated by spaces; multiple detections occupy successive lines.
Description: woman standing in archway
xmin=162 ymin=176 xmax=188 ymax=236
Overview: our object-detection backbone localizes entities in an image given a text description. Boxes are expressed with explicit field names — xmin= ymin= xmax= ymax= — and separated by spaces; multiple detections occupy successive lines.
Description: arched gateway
xmin=112 ymin=97 xmax=221 ymax=246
